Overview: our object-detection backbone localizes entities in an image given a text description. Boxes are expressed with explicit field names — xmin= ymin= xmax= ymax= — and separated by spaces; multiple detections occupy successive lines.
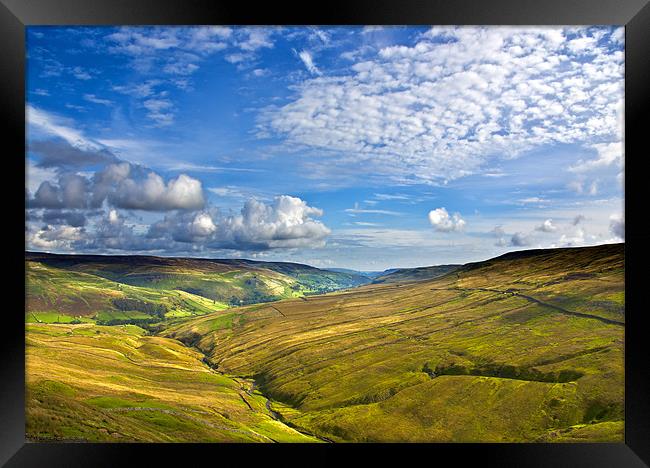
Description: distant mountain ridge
xmin=325 ymin=268 xmax=387 ymax=278
xmin=25 ymin=251 xmax=370 ymax=291
xmin=25 ymin=251 xmax=371 ymax=324
xmin=372 ymin=264 xmax=462 ymax=284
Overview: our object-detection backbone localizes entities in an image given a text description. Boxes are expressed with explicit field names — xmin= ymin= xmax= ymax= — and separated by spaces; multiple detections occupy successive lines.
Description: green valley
xmin=26 ymin=252 xmax=369 ymax=325
xmin=26 ymin=243 xmax=625 ymax=443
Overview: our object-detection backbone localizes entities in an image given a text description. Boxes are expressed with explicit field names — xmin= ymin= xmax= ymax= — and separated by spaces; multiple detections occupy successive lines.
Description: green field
xmin=26 ymin=243 xmax=624 ymax=442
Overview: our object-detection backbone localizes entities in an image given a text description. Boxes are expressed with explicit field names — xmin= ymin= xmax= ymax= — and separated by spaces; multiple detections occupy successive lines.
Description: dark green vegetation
xmin=26 ymin=244 xmax=624 ymax=442
xmin=26 ymin=251 xmax=370 ymax=325
xmin=166 ymin=243 xmax=624 ymax=442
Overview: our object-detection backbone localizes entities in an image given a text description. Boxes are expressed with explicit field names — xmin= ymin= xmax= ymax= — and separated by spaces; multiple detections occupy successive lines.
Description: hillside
xmin=26 ymin=260 xmax=227 ymax=325
xmin=165 ymin=243 xmax=624 ymax=442
xmin=26 ymin=252 xmax=370 ymax=324
xmin=26 ymin=323 xmax=320 ymax=442
xmin=372 ymin=264 xmax=461 ymax=284
xmin=326 ymin=268 xmax=386 ymax=279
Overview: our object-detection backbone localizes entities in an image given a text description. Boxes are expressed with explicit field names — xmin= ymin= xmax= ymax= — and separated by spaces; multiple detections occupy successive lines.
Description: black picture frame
xmin=3 ymin=0 xmax=649 ymax=466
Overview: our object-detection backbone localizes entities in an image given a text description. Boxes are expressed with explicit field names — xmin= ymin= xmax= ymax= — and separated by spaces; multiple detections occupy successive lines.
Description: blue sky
xmin=25 ymin=26 xmax=624 ymax=270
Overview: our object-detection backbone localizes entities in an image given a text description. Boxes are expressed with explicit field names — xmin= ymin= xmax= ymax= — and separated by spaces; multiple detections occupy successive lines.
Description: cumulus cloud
xmin=510 ymin=232 xmax=532 ymax=247
xmin=609 ymin=214 xmax=624 ymax=239
xmin=148 ymin=210 xmax=218 ymax=243
xmin=85 ymin=209 xmax=151 ymax=251
xmin=109 ymin=172 xmax=205 ymax=211
xmin=28 ymin=224 xmax=85 ymax=250
xmin=28 ymin=162 xmax=205 ymax=212
xmin=257 ymin=26 xmax=624 ymax=184
xmin=428 ymin=207 xmax=466 ymax=232
xmin=559 ymin=227 xmax=586 ymax=247
xmin=535 ymin=219 xmax=557 ymax=232
xmin=40 ymin=210 xmax=88 ymax=227
xmin=570 ymin=141 xmax=623 ymax=173
xmin=148 ymin=195 xmax=330 ymax=250
xmin=490 ymin=225 xmax=510 ymax=246
xmin=30 ymin=174 xmax=90 ymax=209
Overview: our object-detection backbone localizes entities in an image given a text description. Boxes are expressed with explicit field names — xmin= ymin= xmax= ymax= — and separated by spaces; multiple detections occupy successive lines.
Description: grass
xmin=166 ymin=243 xmax=624 ymax=442
xmin=26 ymin=251 xmax=370 ymax=306
xmin=25 ymin=323 xmax=320 ymax=443
xmin=25 ymin=244 xmax=624 ymax=442
xmin=26 ymin=261 xmax=229 ymax=325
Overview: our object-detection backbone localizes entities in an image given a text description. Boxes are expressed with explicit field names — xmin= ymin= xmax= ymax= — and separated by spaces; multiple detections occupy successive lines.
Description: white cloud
xmin=142 ymin=98 xmax=174 ymax=126
xmin=258 ymin=27 xmax=623 ymax=184
xmin=374 ymin=193 xmax=410 ymax=201
xmin=352 ymin=221 xmax=381 ymax=226
xmin=28 ymin=224 xmax=85 ymax=250
xmin=29 ymin=161 xmax=206 ymax=212
xmin=83 ymin=94 xmax=113 ymax=106
xmin=558 ymin=227 xmax=586 ymax=247
xmin=570 ymin=141 xmax=623 ymax=173
xmin=110 ymin=172 xmax=205 ymax=211
xmin=252 ymin=68 xmax=269 ymax=77
xmin=517 ymin=197 xmax=549 ymax=204
xmin=27 ymin=105 xmax=101 ymax=152
xmin=296 ymin=49 xmax=321 ymax=75
xmin=238 ymin=28 xmax=274 ymax=51
xmin=108 ymin=209 xmax=120 ymax=224
xmin=345 ymin=202 xmax=401 ymax=216
xmin=535 ymin=219 xmax=557 ymax=232
xmin=218 ymin=196 xmax=329 ymax=249
xmin=148 ymin=195 xmax=330 ymax=250
xmin=567 ymin=178 xmax=599 ymax=196
xmin=72 ymin=66 xmax=92 ymax=80
xmin=428 ymin=207 xmax=466 ymax=232
xmin=225 ymin=53 xmax=249 ymax=64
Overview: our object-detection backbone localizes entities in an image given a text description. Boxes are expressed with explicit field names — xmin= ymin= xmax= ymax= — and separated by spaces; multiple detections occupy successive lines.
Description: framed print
xmin=2 ymin=0 xmax=650 ymax=466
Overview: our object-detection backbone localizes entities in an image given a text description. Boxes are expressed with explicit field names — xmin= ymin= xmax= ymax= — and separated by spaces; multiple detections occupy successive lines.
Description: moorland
xmin=25 ymin=243 xmax=624 ymax=442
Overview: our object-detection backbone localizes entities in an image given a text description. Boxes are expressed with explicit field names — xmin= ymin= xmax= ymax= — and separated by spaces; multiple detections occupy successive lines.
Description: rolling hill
xmin=25 ymin=243 xmax=624 ymax=442
xmin=165 ymin=243 xmax=624 ymax=442
xmin=372 ymin=264 xmax=462 ymax=284
xmin=26 ymin=251 xmax=370 ymax=325
xmin=26 ymin=323 xmax=320 ymax=442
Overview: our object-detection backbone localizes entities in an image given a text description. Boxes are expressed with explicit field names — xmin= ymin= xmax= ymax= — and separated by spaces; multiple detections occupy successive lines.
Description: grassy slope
xmin=26 ymin=323 xmax=319 ymax=442
xmin=26 ymin=252 xmax=370 ymax=306
xmin=372 ymin=264 xmax=462 ymax=284
xmin=165 ymin=243 xmax=624 ymax=442
xmin=26 ymin=260 xmax=227 ymax=324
